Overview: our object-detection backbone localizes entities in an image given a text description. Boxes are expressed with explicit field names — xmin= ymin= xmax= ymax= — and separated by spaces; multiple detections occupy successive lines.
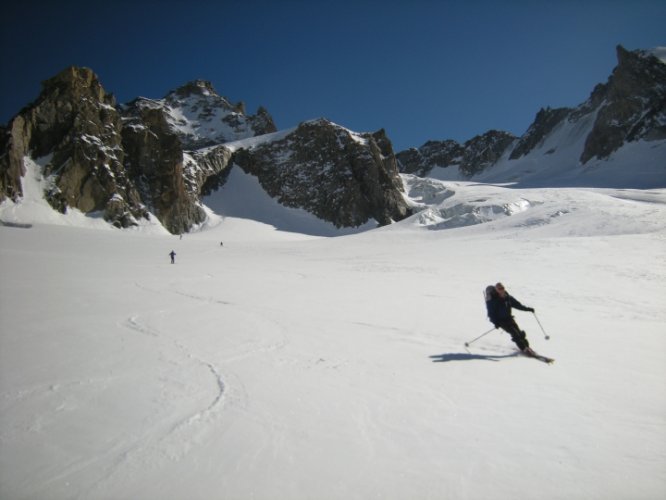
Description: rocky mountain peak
xmin=580 ymin=44 xmax=666 ymax=163
xmin=41 ymin=66 xmax=112 ymax=105
xmin=2 ymin=69 xmax=409 ymax=234
xmin=3 ymin=45 xmax=663 ymax=233
xmin=609 ymin=45 xmax=666 ymax=102
xmin=123 ymin=80 xmax=278 ymax=150
xmin=509 ymin=106 xmax=572 ymax=160
xmin=397 ymin=130 xmax=516 ymax=178
xmin=171 ymin=79 xmax=218 ymax=99
xmin=396 ymin=140 xmax=463 ymax=177
xmin=459 ymin=130 xmax=517 ymax=176
xmin=0 ymin=66 xmax=147 ymax=227
xmin=230 ymin=118 xmax=410 ymax=228
xmin=397 ymin=46 xmax=665 ymax=179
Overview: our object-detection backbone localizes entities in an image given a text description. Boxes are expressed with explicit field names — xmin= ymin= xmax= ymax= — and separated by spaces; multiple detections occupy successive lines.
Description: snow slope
xmin=1 ymin=164 xmax=666 ymax=499
xmin=423 ymin=104 xmax=666 ymax=190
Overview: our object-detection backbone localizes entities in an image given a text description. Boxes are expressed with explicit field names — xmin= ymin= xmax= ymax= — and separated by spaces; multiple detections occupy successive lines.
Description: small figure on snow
xmin=485 ymin=282 xmax=535 ymax=353
xmin=169 ymin=250 xmax=176 ymax=264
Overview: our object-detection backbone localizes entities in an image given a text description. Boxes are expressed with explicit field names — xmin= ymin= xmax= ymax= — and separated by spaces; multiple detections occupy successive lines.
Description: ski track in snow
xmin=122 ymin=314 xmax=228 ymax=424
xmin=2 ymin=169 xmax=666 ymax=498
xmin=63 ymin=272 xmax=294 ymax=498
xmin=77 ymin=312 xmax=231 ymax=497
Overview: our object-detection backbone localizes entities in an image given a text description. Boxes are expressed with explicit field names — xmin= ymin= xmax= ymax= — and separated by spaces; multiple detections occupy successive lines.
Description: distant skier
xmin=169 ymin=250 xmax=176 ymax=264
xmin=485 ymin=282 xmax=535 ymax=352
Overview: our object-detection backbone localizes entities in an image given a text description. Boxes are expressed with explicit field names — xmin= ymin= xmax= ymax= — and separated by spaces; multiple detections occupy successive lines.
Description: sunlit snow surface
xmin=1 ymin=151 xmax=666 ymax=499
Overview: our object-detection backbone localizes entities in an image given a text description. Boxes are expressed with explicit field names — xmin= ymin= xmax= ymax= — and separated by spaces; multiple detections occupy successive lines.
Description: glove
xmin=527 ymin=307 xmax=535 ymax=313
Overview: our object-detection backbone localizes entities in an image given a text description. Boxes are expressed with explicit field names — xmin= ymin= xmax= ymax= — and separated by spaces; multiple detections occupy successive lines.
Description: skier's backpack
xmin=484 ymin=285 xmax=497 ymax=318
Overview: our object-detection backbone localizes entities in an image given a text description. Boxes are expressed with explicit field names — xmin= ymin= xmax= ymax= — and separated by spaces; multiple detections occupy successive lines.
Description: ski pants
xmin=497 ymin=318 xmax=529 ymax=351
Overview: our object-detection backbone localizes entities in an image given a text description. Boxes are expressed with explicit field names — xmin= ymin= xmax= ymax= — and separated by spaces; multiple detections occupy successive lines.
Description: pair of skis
xmin=462 ymin=344 xmax=555 ymax=364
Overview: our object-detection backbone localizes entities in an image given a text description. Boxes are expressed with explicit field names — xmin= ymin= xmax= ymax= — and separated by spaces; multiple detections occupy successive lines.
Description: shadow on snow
xmin=429 ymin=352 xmax=519 ymax=363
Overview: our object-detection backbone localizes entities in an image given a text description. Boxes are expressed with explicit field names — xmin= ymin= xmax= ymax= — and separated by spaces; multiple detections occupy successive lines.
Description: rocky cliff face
xmin=231 ymin=119 xmax=410 ymax=227
xmin=1 ymin=68 xmax=410 ymax=232
xmin=2 ymin=46 xmax=662 ymax=232
xmin=121 ymin=104 xmax=207 ymax=234
xmin=580 ymin=45 xmax=666 ymax=163
xmin=0 ymin=69 xmax=274 ymax=231
xmin=397 ymin=46 xmax=666 ymax=178
xmin=396 ymin=140 xmax=462 ymax=177
xmin=396 ymin=131 xmax=516 ymax=178
xmin=509 ymin=107 xmax=572 ymax=160
xmin=458 ymin=130 xmax=517 ymax=176
xmin=0 ymin=67 xmax=147 ymax=227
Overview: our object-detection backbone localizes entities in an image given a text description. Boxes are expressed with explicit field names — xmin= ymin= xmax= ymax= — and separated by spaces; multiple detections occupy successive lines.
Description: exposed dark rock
xmin=188 ymin=146 xmax=235 ymax=197
xmin=397 ymin=131 xmax=516 ymax=178
xmin=580 ymin=45 xmax=666 ymax=163
xmin=397 ymin=46 xmax=665 ymax=177
xmin=3 ymin=45 xmax=664 ymax=233
xmin=396 ymin=140 xmax=463 ymax=176
xmin=510 ymin=107 xmax=572 ymax=160
xmin=459 ymin=130 xmax=516 ymax=176
xmin=1 ymin=69 xmax=267 ymax=233
xmin=231 ymin=119 xmax=411 ymax=227
xmin=0 ymin=66 xmax=147 ymax=227
xmin=121 ymin=106 xmax=207 ymax=234
xmin=0 ymin=118 xmax=28 ymax=202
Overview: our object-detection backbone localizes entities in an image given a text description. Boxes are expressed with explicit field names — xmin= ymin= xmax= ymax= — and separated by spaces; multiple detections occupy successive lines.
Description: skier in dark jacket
xmin=169 ymin=250 xmax=176 ymax=264
xmin=485 ymin=282 xmax=535 ymax=352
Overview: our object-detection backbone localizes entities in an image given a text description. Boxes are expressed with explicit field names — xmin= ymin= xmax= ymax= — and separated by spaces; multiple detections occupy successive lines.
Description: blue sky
xmin=1 ymin=0 xmax=665 ymax=151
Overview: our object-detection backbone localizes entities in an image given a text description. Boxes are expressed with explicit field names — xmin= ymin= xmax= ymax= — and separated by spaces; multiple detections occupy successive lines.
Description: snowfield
xmin=1 ymin=164 xmax=666 ymax=499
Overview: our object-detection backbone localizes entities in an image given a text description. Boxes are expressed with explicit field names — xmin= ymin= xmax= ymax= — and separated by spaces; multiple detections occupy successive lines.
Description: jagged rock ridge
xmin=2 ymin=45 xmax=663 ymax=232
xmin=0 ymin=68 xmax=409 ymax=233
xmin=0 ymin=67 xmax=147 ymax=228
xmin=230 ymin=119 xmax=410 ymax=227
xmin=397 ymin=45 xmax=666 ymax=179
xmin=123 ymin=80 xmax=277 ymax=150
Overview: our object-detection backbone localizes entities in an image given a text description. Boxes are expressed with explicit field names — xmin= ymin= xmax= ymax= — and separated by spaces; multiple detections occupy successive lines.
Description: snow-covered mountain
xmin=397 ymin=45 xmax=666 ymax=188
xmin=0 ymin=69 xmax=409 ymax=234
xmin=2 ymin=47 xmax=666 ymax=500
xmin=1 ymin=45 xmax=664 ymax=235
xmin=122 ymin=80 xmax=277 ymax=150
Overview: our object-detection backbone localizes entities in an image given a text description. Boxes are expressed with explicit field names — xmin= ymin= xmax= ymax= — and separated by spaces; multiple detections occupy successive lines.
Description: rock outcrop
xmin=397 ymin=45 xmax=666 ymax=179
xmin=396 ymin=130 xmax=516 ymax=177
xmin=396 ymin=140 xmax=463 ymax=177
xmin=123 ymin=80 xmax=277 ymax=150
xmin=3 ymin=45 xmax=663 ymax=232
xmin=509 ymin=107 xmax=572 ymax=160
xmin=0 ymin=67 xmax=147 ymax=227
xmin=118 ymin=79 xmax=275 ymax=232
xmin=580 ymin=45 xmax=666 ymax=163
xmin=458 ymin=130 xmax=517 ymax=176
xmin=231 ymin=119 xmax=410 ymax=227
xmin=121 ymin=105 xmax=207 ymax=234
xmin=1 ymin=68 xmax=410 ymax=232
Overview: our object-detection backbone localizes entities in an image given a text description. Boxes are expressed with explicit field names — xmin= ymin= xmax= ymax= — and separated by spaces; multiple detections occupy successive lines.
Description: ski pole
xmin=464 ymin=327 xmax=496 ymax=348
xmin=532 ymin=312 xmax=550 ymax=340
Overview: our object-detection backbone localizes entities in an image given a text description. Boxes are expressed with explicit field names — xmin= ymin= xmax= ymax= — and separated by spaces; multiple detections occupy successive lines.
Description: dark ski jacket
xmin=486 ymin=292 xmax=531 ymax=326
